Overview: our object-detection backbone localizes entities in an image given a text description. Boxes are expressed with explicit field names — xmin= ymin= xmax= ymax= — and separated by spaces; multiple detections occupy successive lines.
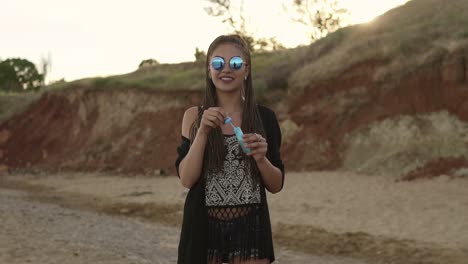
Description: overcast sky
xmin=1 ymin=0 xmax=409 ymax=82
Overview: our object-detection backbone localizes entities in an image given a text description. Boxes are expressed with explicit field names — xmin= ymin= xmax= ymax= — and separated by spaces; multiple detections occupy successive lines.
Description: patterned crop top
xmin=204 ymin=134 xmax=261 ymax=207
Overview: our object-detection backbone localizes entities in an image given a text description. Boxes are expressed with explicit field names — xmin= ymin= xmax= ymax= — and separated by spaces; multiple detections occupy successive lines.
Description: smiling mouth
xmin=220 ymin=76 xmax=234 ymax=81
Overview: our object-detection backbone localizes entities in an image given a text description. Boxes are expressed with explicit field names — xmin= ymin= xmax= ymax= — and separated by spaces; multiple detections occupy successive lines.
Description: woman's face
xmin=208 ymin=43 xmax=249 ymax=94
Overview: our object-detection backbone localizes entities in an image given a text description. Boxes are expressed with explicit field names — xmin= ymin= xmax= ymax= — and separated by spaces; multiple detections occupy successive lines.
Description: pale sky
xmin=1 ymin=0 xmax=409 ymax=82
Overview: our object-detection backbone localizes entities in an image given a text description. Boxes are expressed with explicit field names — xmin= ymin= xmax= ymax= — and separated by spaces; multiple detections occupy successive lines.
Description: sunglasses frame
xmin=210 ymin=56 xmax=247 ymax=71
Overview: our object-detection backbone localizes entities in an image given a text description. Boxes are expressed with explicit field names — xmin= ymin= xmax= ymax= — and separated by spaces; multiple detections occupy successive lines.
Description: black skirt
xmin=207 ymin=204 xmax=269 ymax=263
xmin=177 ymin=181 xmax=275 ymax=264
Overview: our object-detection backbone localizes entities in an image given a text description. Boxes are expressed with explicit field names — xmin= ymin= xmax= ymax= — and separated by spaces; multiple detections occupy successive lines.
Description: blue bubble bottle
xmin=224 ymin=117 xmax=251 ymax=154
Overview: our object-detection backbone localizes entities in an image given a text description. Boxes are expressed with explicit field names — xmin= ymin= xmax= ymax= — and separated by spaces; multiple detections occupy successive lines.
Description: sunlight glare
xmin=240 ymin=0 xmax=411 ymax=48
xmin=343 ymin=0 xmax=410 ymax=24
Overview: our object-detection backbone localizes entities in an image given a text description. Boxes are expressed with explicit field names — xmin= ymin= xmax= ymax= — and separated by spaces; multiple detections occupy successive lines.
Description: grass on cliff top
xmin=289 ymin=0 xmax=468 ymax=95
xmin=43 ymin=46 xmax=307 ymax=96
xmin=0 ymin=91 xmax=42 ymax=124
xmin=45 ymin=0 xmax=468 ymax=97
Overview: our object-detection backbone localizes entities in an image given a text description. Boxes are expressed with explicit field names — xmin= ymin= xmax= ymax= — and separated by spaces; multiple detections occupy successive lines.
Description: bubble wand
xmin=224 ymin=117 xmax=251 ymax=154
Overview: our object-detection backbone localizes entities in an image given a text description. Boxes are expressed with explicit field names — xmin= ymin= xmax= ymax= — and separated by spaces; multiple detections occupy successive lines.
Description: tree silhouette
xmin=138 ymin=59 xmax=159 ymax=69
xmin=284 ymin=0 xmax=350 ymax=41
xmin=194 ymin=47 xmax=207 ymax=63
xmin=0 ymin=58 xmax=43 ymax=92
xmin=204 ymin=0 xmax=284 ymax=52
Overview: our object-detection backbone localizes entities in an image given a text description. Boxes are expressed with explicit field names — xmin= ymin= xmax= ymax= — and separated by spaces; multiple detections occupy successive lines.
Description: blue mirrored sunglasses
xmin=210 ymin=56 xmax=245 ymax=71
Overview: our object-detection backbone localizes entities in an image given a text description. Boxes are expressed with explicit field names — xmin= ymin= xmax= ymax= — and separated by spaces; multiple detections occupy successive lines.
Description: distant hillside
xmin=1 ymin=0 xmax=468 ymax=179
xmin=283 ymin=0 xmax=468 ymax=178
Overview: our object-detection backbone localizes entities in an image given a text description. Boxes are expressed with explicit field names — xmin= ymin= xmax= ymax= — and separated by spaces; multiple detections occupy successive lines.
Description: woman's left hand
xmin=243 ymin=133 xmax=268 ymax=162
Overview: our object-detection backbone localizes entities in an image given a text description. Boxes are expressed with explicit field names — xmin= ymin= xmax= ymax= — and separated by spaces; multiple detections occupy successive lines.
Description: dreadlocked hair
xmin=189 ymin=34 xmax=265 ymax=192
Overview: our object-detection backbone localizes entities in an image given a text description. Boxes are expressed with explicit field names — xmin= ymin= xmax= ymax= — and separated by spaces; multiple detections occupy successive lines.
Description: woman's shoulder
xmin=181 ymin=106 xmax=201 ymax=137
xmin=183 ymin=106 xmax=201 ymax=120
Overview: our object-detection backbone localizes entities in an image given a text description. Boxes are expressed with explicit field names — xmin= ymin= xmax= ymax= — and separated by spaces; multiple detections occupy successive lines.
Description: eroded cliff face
xmin=282 ymin=50 xmax=468 ymax=178
xmin=1 ymin=50 xmax=468 ymax=178
xmin=0 ymin=87 xmax=202 ymax=175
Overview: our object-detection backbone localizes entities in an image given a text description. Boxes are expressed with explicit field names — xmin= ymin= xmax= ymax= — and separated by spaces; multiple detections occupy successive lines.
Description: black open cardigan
xmin=175 ymin=105 xmax=285 ymax=264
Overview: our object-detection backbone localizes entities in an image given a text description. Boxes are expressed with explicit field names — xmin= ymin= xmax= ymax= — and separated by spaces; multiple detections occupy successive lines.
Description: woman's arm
xmin=178 ymin=106 xmax=225 ymax=189
xmin=243 ymin=133 xmax=283 ymax=193
xmin=255 ymin=157 xmax=283 ymax=193
xmin=243 ymin=108 xmax=284 ymax=193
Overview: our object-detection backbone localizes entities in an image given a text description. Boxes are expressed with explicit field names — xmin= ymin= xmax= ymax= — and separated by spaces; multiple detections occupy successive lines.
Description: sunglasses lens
xmin=230 ymin=57 xmax=244 ymax=70
xmin=211 ymin=57 xmax=224 ymax=70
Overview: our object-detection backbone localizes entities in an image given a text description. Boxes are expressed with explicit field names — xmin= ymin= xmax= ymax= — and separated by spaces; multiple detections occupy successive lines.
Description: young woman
xmin=175 ymin=34 xmax=284 ymax=264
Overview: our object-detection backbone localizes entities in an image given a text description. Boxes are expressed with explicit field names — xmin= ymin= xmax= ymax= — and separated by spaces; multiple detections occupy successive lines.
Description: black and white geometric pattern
xmin=205 ymin=135 xmax=261 ymax=206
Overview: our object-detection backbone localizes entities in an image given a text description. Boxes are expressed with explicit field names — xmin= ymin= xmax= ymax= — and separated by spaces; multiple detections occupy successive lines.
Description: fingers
xmin=245 ymin=141 xmax=267 ymax=151
xmin=207 ymin=107 xmax=226 ymax=121
xmin=204 ymin=107 xmax=226 ymax=126
xmin=201 ymin=118 xmax=218 ymax=129
xmin=204 ymin=112 xmax=223 ymax=127
xmin=242 ymin=133 xmax=266 ymax=144
xmin=243 ymin=133 xmax=267 ymax=156
xmin=200 ymin=107 xmax=226 ymax=130
xmin=245 ymin=142 xmax=267 ymax=159
xmin=247 ymin=149 xmax=267 ymax=159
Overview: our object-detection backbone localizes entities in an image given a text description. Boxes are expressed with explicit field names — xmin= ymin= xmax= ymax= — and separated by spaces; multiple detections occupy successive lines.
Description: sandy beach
xmin=1 ymin=170 xmax=467 ymax=263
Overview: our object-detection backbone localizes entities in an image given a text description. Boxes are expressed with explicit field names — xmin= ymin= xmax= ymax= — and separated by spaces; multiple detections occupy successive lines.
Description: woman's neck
xmin=216 ymin=91 xmax=243 ymax=114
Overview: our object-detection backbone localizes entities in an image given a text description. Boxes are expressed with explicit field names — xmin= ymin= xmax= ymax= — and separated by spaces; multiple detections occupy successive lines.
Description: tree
xmin=284 ymin=0 xmax=350 ymax=41
xmin=204 ymin=0 xmax=284 ymax=52
xmin=0 ymin=62 xmax=20 ymax=91
xmin=138 ymin=58 xmax=159 ymax=69
xmin=0 ymin=58 xmax=43 ymax=92
xmin=194 ymin=47 xmax=207 ymax=62
xmin=204 ymin=0 xmax=237 ymax=30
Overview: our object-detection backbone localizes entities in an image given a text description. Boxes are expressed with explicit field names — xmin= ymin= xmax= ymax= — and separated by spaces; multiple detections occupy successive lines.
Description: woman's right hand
xmin=198 ymin=107 xmax=226 ymax=135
